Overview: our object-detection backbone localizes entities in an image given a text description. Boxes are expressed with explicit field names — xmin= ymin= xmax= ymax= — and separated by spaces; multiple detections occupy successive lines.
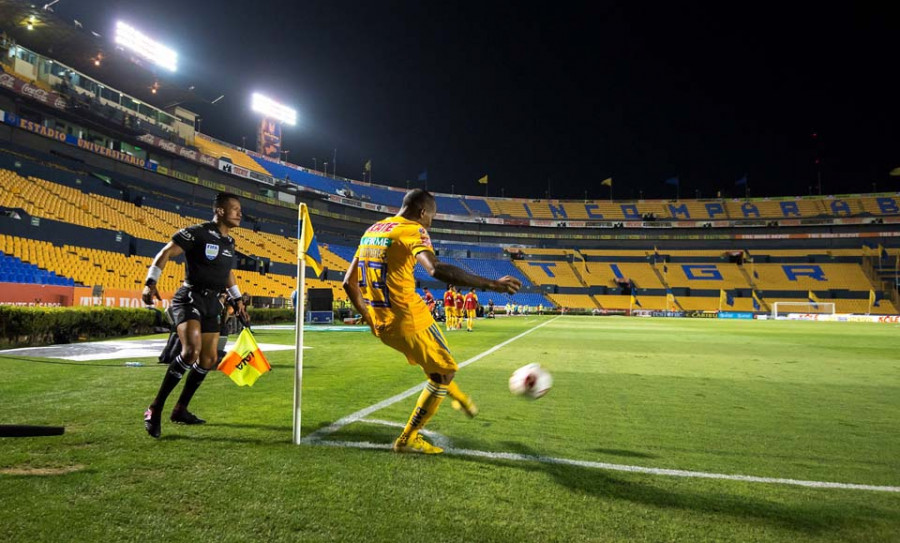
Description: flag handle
xmin=293 ymin=204 xmax=309 ymax=445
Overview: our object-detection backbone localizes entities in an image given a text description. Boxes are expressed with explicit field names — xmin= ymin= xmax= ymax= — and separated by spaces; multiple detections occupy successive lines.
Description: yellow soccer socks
xmin=447 ymin=381 xmax=478 ymax=418
xmin=394 ymin=380 xmax=447 ymax=453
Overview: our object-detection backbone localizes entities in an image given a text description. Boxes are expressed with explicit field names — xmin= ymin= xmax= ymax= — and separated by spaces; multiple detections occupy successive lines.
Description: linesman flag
xmin=630 ymin=294 xmax=642 ymax=308
xmin=478 ymin=174 xmax=489 ymax=185
xmin=601 ymin=177 xmax=612 ymax=187
xmin=299 ymin=204 xmax=323 ymax=277
xmin=218 ymin=328 xmax=271 ymax=386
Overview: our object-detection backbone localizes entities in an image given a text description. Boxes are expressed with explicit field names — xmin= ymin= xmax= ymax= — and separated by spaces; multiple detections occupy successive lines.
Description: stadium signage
xmin=2 ymin=112 xmax=158 ymax=172
xmin=136 ymin=134 xmax=219 ymax=168
xmin=717 ymin=311 xmax=755 ymax=319
xmin=0 ymin=73 xmax=68 ymax=110
xmin=684 ymin=310 xmax=718 ymax=319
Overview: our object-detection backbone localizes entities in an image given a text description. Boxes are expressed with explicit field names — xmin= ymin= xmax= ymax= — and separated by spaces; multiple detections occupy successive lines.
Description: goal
xmin=771 ymin=301 xmax=836 ymax=319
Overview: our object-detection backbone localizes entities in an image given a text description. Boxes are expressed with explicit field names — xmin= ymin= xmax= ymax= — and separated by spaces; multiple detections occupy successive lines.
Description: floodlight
xmin=251 ymin=92 xmax=297 ymax=126
xmin=114 ymin=21 xmax=177 ymax=72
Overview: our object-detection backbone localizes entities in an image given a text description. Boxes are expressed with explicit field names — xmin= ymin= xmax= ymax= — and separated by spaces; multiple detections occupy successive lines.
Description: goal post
xmin=771 ymin=301 xmax=836 ymax=319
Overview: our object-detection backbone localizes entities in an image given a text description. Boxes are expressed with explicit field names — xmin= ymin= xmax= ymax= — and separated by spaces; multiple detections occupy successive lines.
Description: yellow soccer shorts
xmin=380 ymin=323 xmax=457 ymax=376
xmin=467 ymin=309 xmax=476 ymax=319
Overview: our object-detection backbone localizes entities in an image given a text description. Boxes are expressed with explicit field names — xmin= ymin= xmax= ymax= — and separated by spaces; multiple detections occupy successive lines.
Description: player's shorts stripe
xmin=428 ymin=324 xmax=451 ymax=353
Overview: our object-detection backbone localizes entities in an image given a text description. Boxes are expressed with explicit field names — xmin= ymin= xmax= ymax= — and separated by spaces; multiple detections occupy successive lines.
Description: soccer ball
xmin=508 ymin=363 xmax=553 ymax=399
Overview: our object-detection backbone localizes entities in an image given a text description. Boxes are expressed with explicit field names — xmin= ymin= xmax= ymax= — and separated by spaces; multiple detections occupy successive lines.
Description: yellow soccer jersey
xmin=354 ymin=216 xmax=435 ymax=336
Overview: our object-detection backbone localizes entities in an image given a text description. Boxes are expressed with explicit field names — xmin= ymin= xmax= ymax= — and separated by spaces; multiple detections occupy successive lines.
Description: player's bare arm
xmin=416 ymin=251 xmax=522 ymax=294
xmin=142 ymin=241 xmax=184 ymax=305
xmin=341 ymin=257 xmax=377 ymax=336
xmin=226 ymin=271 xmax=249 ymax=323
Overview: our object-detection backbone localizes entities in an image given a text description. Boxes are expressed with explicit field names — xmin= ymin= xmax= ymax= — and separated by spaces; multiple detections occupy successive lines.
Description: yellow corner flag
xmin=218 ymin=328 xmax=271 ymax=386
xmin=299 ymin=204 xmax=323 ymax=277
xmin=364 ymin=159 xmax=372 ymax=172
xmin=601 ymin=177 xmax=612 ymax=187
xmin=808 ymin=290 xmax=821 ymax=304
xmin=890 ymin=167 xmax=900 ymax=177
xmin=478 ymin=174 xmax=489 ymax=184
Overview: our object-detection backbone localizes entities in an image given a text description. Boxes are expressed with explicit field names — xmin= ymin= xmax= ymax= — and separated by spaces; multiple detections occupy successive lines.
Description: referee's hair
xmin=402 ymin=188 xmax=434 ymax=213
xmin=214 ymin=192 xmax=241 ymax=209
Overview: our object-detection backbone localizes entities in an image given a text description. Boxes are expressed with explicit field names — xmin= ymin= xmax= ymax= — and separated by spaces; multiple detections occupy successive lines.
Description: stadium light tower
xmin=251 ymin=92 xmax=297 ymax=161
xmin=114 ymin=21 xmax=178 ymax=72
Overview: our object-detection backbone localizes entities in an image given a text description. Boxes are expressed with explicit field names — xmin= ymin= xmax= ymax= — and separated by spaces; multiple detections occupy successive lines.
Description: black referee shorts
xmin=171 ymin=286 xmax=225 ymax=334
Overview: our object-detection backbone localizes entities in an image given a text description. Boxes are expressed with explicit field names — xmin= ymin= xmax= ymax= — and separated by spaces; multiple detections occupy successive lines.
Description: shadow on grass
xmin=464 ymin=440 xmax=855 ymax=535
xmin=591 ymin=448 xmax=658 ymax=459
xmin=207 ymin=422 xmax=292 ymax=432
xmin=161 ymin=434 xmax=293 ymax=445
xmin=317 ymin=427 xmax=858 ymax=535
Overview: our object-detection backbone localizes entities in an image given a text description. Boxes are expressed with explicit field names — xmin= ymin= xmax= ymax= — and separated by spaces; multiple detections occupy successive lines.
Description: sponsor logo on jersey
xmin=205 ymin=243 xmax=219 ymax=260
xmin=178 ymin=229 xmax=193 ymax=240
xmin=222 ymin=249 xmax=233 ymax=258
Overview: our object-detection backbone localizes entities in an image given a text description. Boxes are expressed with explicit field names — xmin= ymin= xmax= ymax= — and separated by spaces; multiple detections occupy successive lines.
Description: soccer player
xmin=141 ymin=192 xmax=250 ymax=438
xmin=443 ymin=285 xmax=456 ymax=331
xmin=423 ymin=287 xmax=436 ymax=317
xmin=464 ymin=288 xmax=479 ymax=332
xmin=454 ymin=287 xmax=465 ymax=329
xmin=342 ymin=189 xmax=521 ymax=454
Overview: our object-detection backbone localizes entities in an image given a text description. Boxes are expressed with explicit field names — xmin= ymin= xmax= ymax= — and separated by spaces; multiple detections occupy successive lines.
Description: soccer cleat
xmin=392 ymin=434 xmax=444 ymax=455
xmin=451 ymin=397 xmax=479 ymax=418
xmin=144 ymin=407 xmax=161 ymax=439
xmin=170 ymin=408 xmax=206 ymax=425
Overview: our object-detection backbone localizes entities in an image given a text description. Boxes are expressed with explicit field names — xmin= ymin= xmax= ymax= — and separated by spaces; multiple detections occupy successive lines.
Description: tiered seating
xmin=192 ymin=134 xmax=271 ymax=176
xmin=547 ymin=294 xmax=596 ymax=309
xmin=752 ymin=263 xmax=875 ymax=291
xmin=581 ymin=262 xmax=664 ymax=288
xmin=514 ymin=260 xmax=581 ymax=287
xmin=665 ymin=262 xmax=750 ymax=290
xmin=0 ymin=250 xmax=73 ymax=285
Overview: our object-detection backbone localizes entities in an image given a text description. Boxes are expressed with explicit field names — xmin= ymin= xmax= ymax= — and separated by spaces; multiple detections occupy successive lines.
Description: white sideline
xmin=314 ymin=439 xmax=900 ymax=493
xmin=303 ymin=316 xmax=561 ymax=442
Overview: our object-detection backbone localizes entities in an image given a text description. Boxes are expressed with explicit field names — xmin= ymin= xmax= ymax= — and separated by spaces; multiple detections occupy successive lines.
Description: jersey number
xmin=358 ymin=260 xmax=390 ymax=308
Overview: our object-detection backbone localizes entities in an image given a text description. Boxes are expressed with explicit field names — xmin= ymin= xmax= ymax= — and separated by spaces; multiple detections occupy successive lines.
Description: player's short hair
xmin=214 ymin=192 xmax=241 ymax=210
xmin=402 ymin=189 xmax=435 ymax=213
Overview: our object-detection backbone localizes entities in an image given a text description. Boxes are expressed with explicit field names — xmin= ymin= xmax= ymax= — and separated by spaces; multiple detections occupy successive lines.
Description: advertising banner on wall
xmin=0 ymin=71 xmax=68 ymax=110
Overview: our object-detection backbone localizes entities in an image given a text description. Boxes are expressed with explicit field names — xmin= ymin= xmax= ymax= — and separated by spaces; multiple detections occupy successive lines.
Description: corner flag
xmin=299 ymin=204 xmax=323 ymax=277
xmin=218 ymin=329 xmax=271 ymax=386
xmin=294 ymin=203 xmax=322 ymax=445
xmin=478 ymin=174 xmax=489 ymax=185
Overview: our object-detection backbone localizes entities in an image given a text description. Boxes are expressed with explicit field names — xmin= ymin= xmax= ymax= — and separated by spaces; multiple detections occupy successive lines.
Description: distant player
xmin=464 ymin=288 xmax=479 ymax=332
xmin=141 ymin=192 xmax=250 ymax=438
xmin=423 ymin=287 xmax=436 ymax=317
xmin=342 ymin=189 xmax=521 ymax=454
xmin=487 ymin=299 xmax=495 ymax=318
xmin=443 ymin=285 xmax=456 ymax=331
xmin=454 ymin=287 xmax=465 ymax=329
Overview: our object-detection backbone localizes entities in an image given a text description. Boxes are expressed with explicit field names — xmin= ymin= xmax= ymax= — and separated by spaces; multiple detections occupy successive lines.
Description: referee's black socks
xmin=149 ymin=355 xmax=191 ymax=416
xmin=175 ymin=364 xmax=209 ymax=411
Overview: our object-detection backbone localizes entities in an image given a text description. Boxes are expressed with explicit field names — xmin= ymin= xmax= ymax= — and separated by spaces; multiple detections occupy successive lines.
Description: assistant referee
xmin=141 ymin=192 xmax=250 ymax=438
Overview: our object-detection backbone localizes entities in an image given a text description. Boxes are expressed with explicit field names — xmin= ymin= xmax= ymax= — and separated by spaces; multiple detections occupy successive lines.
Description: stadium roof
xmin=0 ymin=0 xmax=203 ymax=110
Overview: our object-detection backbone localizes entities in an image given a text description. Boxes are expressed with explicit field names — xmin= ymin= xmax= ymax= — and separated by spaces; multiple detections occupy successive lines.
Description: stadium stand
xmin=192 ymin=134 xmax=271 ymax=177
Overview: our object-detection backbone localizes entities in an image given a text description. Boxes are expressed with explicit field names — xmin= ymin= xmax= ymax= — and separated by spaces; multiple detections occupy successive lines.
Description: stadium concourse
xmin=0 ymin=14 xmax=897 ymax=318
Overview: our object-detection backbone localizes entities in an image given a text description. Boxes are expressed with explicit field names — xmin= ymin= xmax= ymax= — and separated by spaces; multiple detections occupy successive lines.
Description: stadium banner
xmin=135 ymin=134 xmax=219 ymax=168
xmin=0 ymin=283 xmax=72 ymax=306
xmin=717 ymin=311 xmax=755 ymax=320
xmin=2 ymin=112 xmax=157 ymax=171
xmin=683 ymin=310 xmax=718 ymax=319
xmin=257 ymin=118 xmax=282 ymax=159
xmin=650 ymin=310 xmax=684 ymax=318
xmin=0 ymin=72 xmax=68 ymax=110
xmin=74 ymin=287 xmax=173 ymax=308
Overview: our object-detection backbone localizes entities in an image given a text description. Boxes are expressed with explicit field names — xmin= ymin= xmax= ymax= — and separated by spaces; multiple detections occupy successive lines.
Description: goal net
xmin=771 ymin=301 xmax=836 ymax=319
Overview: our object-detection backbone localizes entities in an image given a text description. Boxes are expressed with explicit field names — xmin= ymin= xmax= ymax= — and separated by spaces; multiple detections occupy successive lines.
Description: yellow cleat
xmin=392 ymin=433 xmax=444 ymax=455
xmin=451 ymin=398 xmax=479 ymax=419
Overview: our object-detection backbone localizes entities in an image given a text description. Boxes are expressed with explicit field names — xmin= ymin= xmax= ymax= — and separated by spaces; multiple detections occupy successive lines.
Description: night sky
xmin=53 ymin=1 xmax=899 ymax=200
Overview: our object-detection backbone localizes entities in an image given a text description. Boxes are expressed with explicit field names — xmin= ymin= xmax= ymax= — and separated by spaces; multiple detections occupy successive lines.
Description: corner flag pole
xmin=293 ymin=204 xmax=309 ymax=445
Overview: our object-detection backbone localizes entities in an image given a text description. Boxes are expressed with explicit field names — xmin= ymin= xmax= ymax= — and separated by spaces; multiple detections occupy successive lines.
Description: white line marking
xmin=313 ymin=439 xmax=900 ymax=493
xmin=304 ymin=317 xmax=560 ymax=442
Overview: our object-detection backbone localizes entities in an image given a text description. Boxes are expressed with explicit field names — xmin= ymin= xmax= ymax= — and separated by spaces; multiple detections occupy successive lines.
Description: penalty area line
xmin=313 ymin=439 xmax=900 ymax=493
xmin=304 ymin=316 xmax=561 ymax=443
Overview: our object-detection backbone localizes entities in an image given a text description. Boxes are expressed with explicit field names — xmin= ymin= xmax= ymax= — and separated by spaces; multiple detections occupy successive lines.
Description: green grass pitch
xmin=1 ymin=316 xmax=898 ymax=542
